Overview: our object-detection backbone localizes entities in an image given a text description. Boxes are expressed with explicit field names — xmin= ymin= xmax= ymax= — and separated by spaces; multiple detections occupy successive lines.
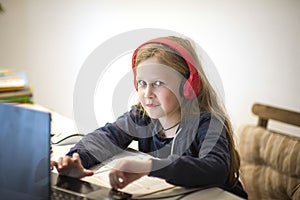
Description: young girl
xmin=52 ymin=36 xmax=248 ymax=199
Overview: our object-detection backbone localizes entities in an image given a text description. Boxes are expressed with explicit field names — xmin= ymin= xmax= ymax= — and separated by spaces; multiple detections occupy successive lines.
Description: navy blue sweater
xmin=67 ymin=106 xmax=247 ymax=199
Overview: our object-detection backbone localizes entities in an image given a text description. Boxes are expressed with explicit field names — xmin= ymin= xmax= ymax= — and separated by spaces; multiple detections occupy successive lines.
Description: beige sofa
xmin=237 ymin=103 xmax=300 ymax=200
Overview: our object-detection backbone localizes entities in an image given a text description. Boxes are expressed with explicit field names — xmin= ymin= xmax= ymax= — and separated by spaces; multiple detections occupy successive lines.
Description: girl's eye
xmin=153 ymin=81 xmax=164 ymax=87
xmin=137 ymin=80 xmax=164 ymax=88
xmin=137 ymin=80 xmax=147 ymax=87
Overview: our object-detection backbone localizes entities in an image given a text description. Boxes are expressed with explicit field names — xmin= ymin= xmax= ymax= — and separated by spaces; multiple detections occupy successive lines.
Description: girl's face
xmin=136 ymin=57 xmax=182 ymax=122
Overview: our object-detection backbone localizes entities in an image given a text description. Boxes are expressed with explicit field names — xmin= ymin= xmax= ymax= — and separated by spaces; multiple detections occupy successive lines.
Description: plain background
xmin=0 ymin=0 xmax=299 ymax=136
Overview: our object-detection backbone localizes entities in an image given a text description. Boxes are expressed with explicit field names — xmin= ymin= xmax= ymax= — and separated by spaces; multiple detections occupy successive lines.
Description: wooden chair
xmin=237 ymin=103 xmax=300 ymax=200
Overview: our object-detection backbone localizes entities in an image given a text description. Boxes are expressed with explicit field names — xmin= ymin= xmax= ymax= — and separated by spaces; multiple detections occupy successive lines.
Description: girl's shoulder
xmin=184 ymin=111 xmax=225 ymax=129
xmin=184 ymin=112 xmax=228 ymax=141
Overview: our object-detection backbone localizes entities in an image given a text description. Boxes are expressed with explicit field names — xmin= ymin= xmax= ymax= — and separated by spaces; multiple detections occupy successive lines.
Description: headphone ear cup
xmin=182 ymin=78 xmax=200 ymax=99
xmin=183 ymin=81 xmax=196 ymax=99
xmin=180 ymin=78 xmax=198 ymax=99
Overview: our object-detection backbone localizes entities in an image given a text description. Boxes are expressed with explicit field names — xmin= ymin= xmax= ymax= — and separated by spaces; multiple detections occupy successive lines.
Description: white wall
xmin=0 ymin=0 xmax=299 ymax=135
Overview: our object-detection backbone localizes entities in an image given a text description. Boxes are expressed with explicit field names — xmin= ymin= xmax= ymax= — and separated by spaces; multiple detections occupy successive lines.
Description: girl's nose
xmin=144 ymin=84 xmax=155 ymax=98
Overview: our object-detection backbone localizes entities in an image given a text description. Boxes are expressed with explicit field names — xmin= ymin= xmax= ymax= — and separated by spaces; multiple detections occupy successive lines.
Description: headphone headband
xmin=132 ymin=38 xmax=202 ymax=99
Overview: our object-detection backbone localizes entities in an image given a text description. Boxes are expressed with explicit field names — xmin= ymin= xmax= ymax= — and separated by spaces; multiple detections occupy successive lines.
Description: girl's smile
xmin=145 ymin=103 xmax=158 ymax=108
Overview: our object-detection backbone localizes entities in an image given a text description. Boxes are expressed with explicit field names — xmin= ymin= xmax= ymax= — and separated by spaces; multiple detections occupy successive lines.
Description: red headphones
xmin=132 ymin=38 xmax=202 ymax=99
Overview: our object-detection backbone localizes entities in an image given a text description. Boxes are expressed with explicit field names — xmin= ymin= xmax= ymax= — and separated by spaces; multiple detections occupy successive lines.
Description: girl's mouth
xmin=145 ymin=103 xmax=158 ymax=108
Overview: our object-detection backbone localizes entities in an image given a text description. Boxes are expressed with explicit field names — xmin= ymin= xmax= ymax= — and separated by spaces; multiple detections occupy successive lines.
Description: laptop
xmin=0 ymin=103 xmax=132 ymax=200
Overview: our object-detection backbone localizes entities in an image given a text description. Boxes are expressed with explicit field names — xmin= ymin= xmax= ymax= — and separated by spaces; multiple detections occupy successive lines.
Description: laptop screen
xmin=0 ymin=103 xmax=51 ymax=200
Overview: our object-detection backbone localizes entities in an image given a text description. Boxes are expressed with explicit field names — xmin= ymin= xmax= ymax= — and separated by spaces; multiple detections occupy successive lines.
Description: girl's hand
xmin=109 ymin=159 xmax=152 ymax=189
xmin=51 ymin=153 xmax=94 ymax=178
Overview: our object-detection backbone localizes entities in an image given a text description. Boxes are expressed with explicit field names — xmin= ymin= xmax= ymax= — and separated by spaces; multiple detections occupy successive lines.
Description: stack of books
xmin=0 ymin=69 xmax=33 ymax=104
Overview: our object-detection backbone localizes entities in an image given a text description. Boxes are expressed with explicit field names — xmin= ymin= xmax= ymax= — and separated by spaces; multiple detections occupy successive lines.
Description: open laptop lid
xmin=0 ymin=103 xmax=132 ymax=200
xmin=0 ymin=103 xmax=51 ymax=200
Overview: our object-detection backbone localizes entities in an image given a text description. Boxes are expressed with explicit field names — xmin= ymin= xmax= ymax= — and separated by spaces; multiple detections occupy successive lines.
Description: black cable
xmin=51 ymin=133 xmax=85 ymax=145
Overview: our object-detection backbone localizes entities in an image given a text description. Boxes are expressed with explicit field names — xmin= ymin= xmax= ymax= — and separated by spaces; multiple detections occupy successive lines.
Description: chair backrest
xmin=237 ymin=103 xmax=300 ymax=200
xmin=252 ymin=103 xmax=300 ymax=129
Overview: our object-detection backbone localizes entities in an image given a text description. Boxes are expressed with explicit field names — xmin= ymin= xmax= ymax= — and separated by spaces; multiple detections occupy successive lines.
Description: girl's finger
xmin=58 ymin=157 xmax=63 ymax=168
xmin=83 ymin=169 xmax=94 ymax=176
xmin=62 ymin=156 xmax=71 ymax=167
xmin=50 ymin=160 xmax=57 ymax=170
xmin=109 ymin=171 xmax=119 ymax=189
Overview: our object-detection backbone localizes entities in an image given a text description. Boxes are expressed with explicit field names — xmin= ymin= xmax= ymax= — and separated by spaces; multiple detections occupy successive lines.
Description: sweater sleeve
xmin=149 ymin=114 xmax=230 ymax=188
xmin=66 ymin=107 xmax=146 ymax=169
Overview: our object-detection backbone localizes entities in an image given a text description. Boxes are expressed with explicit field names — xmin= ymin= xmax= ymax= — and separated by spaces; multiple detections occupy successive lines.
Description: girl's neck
xmin=159 ymin=116 xmax=180 ymax=130
xmin=160 ymin=123 xmax=180 ymax=138
xmin=159 ymin=113 xmax=181 ymax=138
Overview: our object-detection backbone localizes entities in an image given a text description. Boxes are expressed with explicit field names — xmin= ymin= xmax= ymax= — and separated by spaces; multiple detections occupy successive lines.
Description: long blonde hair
xmin=133 ymin=36 xmax=240 ymax=186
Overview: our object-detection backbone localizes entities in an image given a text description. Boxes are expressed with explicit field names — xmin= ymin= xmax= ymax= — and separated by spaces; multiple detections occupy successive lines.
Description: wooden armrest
xmin=252 ymin=103 xmax=300 ymax=128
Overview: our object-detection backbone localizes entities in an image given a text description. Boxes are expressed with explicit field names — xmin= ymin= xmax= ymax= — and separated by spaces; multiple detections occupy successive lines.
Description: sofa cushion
xmin=237 ymin=125 xmax=300 ymax=200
